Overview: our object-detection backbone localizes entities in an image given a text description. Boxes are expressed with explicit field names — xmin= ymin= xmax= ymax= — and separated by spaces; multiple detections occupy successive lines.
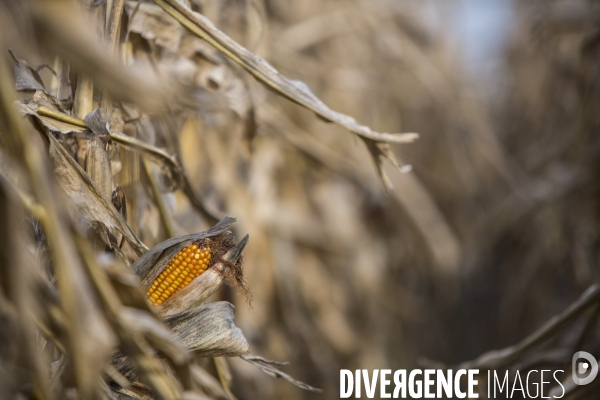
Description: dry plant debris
xmin=2 ymin=0 xmax=598 ymax=399
xmin=0 ymin=0 xmax=370 ymax=397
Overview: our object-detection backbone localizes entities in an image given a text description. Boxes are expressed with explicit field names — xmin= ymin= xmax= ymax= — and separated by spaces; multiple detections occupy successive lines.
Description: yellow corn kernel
xmin=147 ymin=243 xmax=212 ymax=304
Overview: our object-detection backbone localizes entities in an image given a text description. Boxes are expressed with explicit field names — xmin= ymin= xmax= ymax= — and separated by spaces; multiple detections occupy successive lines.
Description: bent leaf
xmin=18 ymin=103 xmax=149 ymax=256
xmin=9 ymin=50 xmax=46 ymax=92
xmin=165 ymin=302 xmax=249 ymax=358
xmin=152 ymin=0 xmax=418 ymax=188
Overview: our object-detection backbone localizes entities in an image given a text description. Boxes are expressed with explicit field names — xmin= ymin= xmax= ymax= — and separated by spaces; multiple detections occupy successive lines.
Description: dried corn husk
xmin=132 ymin=216 xmax=248 ymax=316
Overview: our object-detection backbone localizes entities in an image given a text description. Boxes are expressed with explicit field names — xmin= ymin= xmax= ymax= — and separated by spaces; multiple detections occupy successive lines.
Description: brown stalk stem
xmin=72 ymin=75 xmax=94 ymax=119
xmin=37 ymin=106 xmax=88 ymax=128
xmin=51 ymin=56 xmax=61 ymax=98
xmin=101 ymin=0 xmax=125 ymax=113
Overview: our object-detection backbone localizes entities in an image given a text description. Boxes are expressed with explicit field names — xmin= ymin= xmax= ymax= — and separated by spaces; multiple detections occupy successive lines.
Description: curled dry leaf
xmin=16 ymin=101 xmax=149 ymax=256
xmin=8 ymin=49 xmax=46 ymax=92
xmin=49 ymin=132 xmax=147 ymax=254
xmin=29 ymin=90 xmax=68 ymax=113
xmin=165 ymin=302 xmax=249 ymax=358
xmin=109 ymin=303 xmax=248 ymax=392
xmin=85 ymin=107 xmax=110 ymax=135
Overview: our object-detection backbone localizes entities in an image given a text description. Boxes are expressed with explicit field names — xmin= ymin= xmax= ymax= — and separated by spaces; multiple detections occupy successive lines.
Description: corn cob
xmin=147 ymin=243 xmax=211 ymax=305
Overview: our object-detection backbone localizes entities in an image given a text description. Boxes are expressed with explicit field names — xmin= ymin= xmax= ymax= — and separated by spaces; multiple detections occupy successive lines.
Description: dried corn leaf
xmin=152 ymin=0 xmax=417 ymax=145
xmin=31 ymin=1 xmax=170 ymax=111
xmin=85 ymin=107 xmax=110 ymax=135
xmin=30 ymin=90 xmax=68 ymax=113
xmin=165 ymin=302 xmax=249 ymax=358
xmin=241 ymin=354 xmax=322 ymax=393
xmin=151 ymin=0 xmax=416 ymax=189
xmin=110 ymin=303 xmax=248 ymax=394
xmin=9 ymin=50 xmax=46 ymax=92
xmin=15 ymin=95 xmax=87 ymax=135
xmin=19 ymin=110 xmax=148 ymax=255
xmin=16 ymin=96 xmax=183 ymax=193
xmin=1 ymin=58 xmax=116 ymax=398
xmin=52 ymin=136 xmax=147 ymax=254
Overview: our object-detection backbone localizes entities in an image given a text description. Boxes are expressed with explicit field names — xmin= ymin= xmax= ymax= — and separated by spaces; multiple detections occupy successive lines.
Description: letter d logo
xmin=572 ymin=352 xmax=598 ymax=385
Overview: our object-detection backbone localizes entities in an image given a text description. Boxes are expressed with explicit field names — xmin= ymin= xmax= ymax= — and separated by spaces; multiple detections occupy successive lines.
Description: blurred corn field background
xmin=1 ymin=0 xmax=600 ymax=399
